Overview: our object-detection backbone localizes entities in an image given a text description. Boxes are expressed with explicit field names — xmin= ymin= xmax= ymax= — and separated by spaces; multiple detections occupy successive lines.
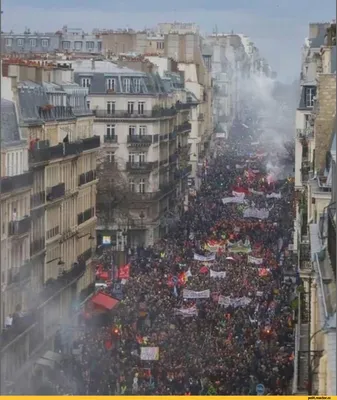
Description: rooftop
xmin=72 ymin=59 xmax=141 ymax=75
xmin=1 ymin=98 xmax=24 ymax=146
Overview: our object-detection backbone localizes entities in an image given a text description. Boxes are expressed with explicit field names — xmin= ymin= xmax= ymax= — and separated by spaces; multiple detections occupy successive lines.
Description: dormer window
xmin=304 ymin=86 xmax=316 ymax=108
xmin=81 ymin=78 xmax=91 ymax=88
xmin=133 ymin=78 xmax=141 ymax=93
xmin=123 ymin=78 xmax=131 ymax=93
xmin=106 ymin=78 xmax=116 ymax=92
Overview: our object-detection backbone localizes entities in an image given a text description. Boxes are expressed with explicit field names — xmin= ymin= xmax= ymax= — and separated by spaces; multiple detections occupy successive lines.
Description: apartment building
xmin=292 ymin=21 xmax=336 ymax=395
xmin=72 ymin=59 xmax=193 ymax=248
xmin=0 ymin=59 xmax=99 ymax=391
xmin=1 ymin=25 xmax=102 ymax=55
xmin=1 ymin=98 xmax=33 ymax=328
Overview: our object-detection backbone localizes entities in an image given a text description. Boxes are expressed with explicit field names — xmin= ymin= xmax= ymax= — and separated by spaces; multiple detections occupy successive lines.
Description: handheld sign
xmin=256 ymin=383 xmax=265 ymax=395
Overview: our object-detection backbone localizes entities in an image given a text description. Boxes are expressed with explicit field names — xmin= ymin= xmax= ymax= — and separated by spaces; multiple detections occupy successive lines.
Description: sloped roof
xmin=1 ymin=98 xmax=23 ymax=146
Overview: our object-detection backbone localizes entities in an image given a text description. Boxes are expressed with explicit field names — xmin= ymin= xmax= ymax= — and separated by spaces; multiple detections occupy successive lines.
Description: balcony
xmin=8 ymin=216 xmax=31 ymax=237
xmin=169 ymin=132 xmax=177 ymax=141
xmin=169 ymin=153 xmax=178 ymax=163
xmin=79 ymin=170 xmax=97 ymax=186
xmin=93 ymin=108 xmax=177 ymax=120
xmin=31 ymin=191 xmax=45 ymax=208
xmin=175 ymin=122 xmax=192 ymax=133
xmin=0 ymin=171 xmax=33 ymax=195
xmin=78 ymin=207 xmax=95 ymax=225
xmin=174 ymin=165 xmax=192 ymax=179
xmin=79 ymin=248 xmax=93 ymax=263
xmin=64 ymin=141 xmax=84 ymax=156
xmin=127 ymin=135 xmax=153 ymax=146
xmin=328 ymin=203 xmax=336 ymax=280
xmin=82 ymin=135 xmax=100 ymax=151
xmin=46 ymin=182 xmax=65 ymax=202
xmin=104 ymin=135 xmax=118 ymax=144
xmin=128 ymin=191 xmax=162 ymax=202
xmin=30 ymin=238 xmax=45 ymax=256
xmin=297 ymin=128 xmax=314 ymax=139
xmin=175 ymin=101 xmax=198 ymax=110
xmin=7 ymin=261 xmax=31 ymax=286
xmin=126 ymin=162 xmax=157 ymax=173
xmin=29 ymin=138 xmax=100 ymax=163
xmin=160 ymin=133 xmax=169 ymax=142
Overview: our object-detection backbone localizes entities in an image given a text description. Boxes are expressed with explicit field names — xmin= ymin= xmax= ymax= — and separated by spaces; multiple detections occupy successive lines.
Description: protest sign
xmin=183 ymin=289 xmax=210 ymax=299
xmin=140 ymin=347 xmax=160 ymax=361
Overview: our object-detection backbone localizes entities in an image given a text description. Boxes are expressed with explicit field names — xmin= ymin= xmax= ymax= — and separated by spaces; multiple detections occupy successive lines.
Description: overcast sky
xmin=2 ymin=0 xmax=335 ymax=82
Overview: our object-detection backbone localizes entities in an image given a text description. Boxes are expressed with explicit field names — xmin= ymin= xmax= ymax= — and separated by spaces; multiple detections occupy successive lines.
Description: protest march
xmin=33 ymin=138 xmax=296 ymax=396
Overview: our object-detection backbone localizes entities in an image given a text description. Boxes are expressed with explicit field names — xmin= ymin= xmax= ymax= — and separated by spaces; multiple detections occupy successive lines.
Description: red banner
xmin=119 ymin=263 xmax=130 ymax=279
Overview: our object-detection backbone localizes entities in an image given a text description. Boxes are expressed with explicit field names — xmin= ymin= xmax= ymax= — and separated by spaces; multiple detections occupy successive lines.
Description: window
xmin=86 ymin=41 xmax=94 ymax=51
xmin=129 ymin=153 xmax=136 ymax=163
xmin=81 ymin=78 xmax=91 ymax=88
xmin=17 ymin=38 xmax=24 ymax=47
xmin=139 ymin=126 xmax=147 ymax=136
xmin=106 ymin=78 xmax=116 ymax=91
xmin=156 ymin=41 xmax=164 ymax=50
xmin=74 ymin=41 xmax=82 ymax=51
xmin=5 ymin=38 xmax=12 ymax=47
xmin=86 ymin=100 xmax=90 ymax=109
xmin=127 ymin=102 xmax=134 ymax=114
xmin=30 ymin=39 xmax=37 ymax=47
xmin=133 ymin=78 xmax=141 ymax=93
xmin=62 ymin=41 xmax=71 ymax=50
xmin=305 ymin=87 xmax=316 ymax=108
xmin=139 ymin=178 xmax=145 ymax=193
xmin=138 ymin=102 xmax=145 ymax=115
xmin=41 ymin=39 xmax=49 ymax=47
xmin=129 ymin=178 xmax=135 ymax=192
xmin=123 ymin=78 xmax=131 ymax=92
xmin=139 ymin=152 xmax=146 ymax=163
xmin=107 ymin=101 xmax=115 ymax=114
xmin=129 ymin=126 xmax=136 ymax=136
xmin=107 ymin=151 xmax=115 ymax=163
xmin=106 ymin=124 xmax=115 ymax=137
xmin=98 ymin=42 xmax=102 ymax=51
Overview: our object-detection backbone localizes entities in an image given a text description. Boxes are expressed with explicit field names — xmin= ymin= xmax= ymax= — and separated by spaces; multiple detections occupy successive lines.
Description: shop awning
xmin=91 ymin=292 xmax=119 ymax=311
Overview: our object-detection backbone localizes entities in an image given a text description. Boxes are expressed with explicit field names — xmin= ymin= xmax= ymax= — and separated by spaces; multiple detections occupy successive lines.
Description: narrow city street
xmin=32 ymin=131 xmax=297 ymax=395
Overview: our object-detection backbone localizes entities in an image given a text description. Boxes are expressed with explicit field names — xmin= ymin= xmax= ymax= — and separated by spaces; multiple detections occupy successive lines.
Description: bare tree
xmin=96 ymin=149 xmax=134 ymax=229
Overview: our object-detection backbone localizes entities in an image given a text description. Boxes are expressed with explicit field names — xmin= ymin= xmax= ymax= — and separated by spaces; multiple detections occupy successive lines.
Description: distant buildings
xmin=292 ymin=21 xmax=336 ymax=396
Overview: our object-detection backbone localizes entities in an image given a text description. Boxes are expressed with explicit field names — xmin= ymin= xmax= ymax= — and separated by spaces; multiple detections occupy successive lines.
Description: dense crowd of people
xmin=33 ymin=137 xmax=296 ymax=395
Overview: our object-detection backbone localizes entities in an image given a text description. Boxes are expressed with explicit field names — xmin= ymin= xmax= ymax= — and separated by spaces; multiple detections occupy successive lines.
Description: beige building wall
xmin=314 ymin=74 xmax=336 ymax=171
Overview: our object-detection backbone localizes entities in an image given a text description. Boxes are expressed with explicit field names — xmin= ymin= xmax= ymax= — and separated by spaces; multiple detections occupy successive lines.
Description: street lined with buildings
xmin=0 ymin=20 xmax=335 ymax=395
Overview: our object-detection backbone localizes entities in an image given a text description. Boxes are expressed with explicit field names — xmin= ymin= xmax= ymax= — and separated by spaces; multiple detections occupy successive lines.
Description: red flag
xmin=119 ymin=263 xmax=130 ymax=279
xmin=199 ymin=266 xmax=209 ymax=274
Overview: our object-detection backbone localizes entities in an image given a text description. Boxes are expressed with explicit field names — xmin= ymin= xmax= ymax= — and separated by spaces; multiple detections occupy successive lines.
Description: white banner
xmin=183 ymin=289 xmax=210 ymax=299
xmin=243 ymin=207 xmax=269 ymax=219
xmin=249 ymin=188 xmax=264 ymax=196
xmin=210 ymin=270 xmax=226 ymax=279
xmin=218 ymin=295 xmax=251 ymax=307
xmin=232 ymin=191 xmax=245 ymax=198
xmin=252 ymin=169 xmax=260 ymax=174
xmin=174 ymin=306 xmax=198 ymax=317
xmin=266 ymin=192 xmax=281 ymax=199
xmin=235 ymin=164 xmax=246 ymax=169
xmin=248 ymin=255 xmax=264 ymax=265
xmin=228 ymin=246 xmax=252 ymax=254
xmin=222 ymin=196 xmax=245 ymax=205
xmin=140 ymin=347 xmax=159 ymax=360
xmin=194 ymin=253 xmax=216 ymax=262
